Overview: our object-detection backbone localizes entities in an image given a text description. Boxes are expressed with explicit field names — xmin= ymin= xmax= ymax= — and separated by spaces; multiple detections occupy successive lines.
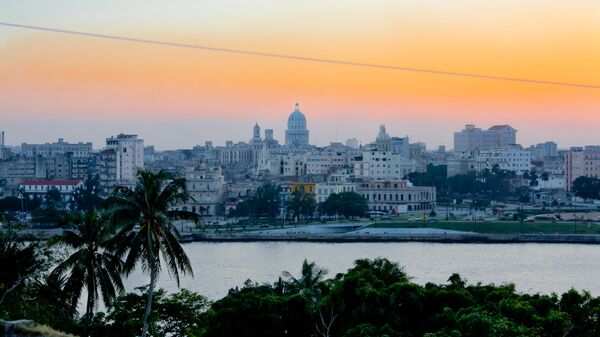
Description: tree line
xmin=4 ymin=248 xmax=600 ymax=337
xmin=228 ymin=183 xmax=369 ymax=220
xmin=406 ymin=164 xmax=556 ymax=204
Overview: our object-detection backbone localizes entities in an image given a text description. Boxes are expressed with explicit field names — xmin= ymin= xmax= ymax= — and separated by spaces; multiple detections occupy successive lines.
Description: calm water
xmin=124 ymin=242 xmax=600 ymax=300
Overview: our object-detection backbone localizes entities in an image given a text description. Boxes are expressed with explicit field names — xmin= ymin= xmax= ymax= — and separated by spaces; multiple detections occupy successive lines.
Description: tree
xmin=89 ymin=288 xmax=209 ymax=337
xmin=45 ymin=188 xmax=63 ymax=208
xmin=0 ymin=231 xmax=46 ymax=306
xmin=229 ymin=182 xmax=281 ymax=219
xmin=541 ymin=172 xmax=550 ymax=190
xmin=287 ymin=190 xmax=317 ymax=220
xmin=282 ymin=259 xmax=328 ymax=301
xmin=106 ymin=169 xmax=200 ymax=337
xmin=320 ymin=192 xmax=368 ymax=218
xmin=254 ymin=182 xmax=281 ymax=219
xmin=572 ymin=176 xmax=600 ymax=201
xmin=72 ymin=174 xmax=103 ymax=211
xmin=51 ymin=209 xmax=125 ymax=331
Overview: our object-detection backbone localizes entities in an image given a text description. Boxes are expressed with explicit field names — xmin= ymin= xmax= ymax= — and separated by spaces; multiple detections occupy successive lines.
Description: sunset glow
xmin=1 ymin=0 xmax=599 ymax=148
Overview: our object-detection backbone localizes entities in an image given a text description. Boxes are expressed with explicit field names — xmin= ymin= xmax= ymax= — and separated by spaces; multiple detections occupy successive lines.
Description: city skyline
xmin=1 ymin=0 xmax=599 ymax=149
xmin=0 ymin=110 xmax=596 ymax=151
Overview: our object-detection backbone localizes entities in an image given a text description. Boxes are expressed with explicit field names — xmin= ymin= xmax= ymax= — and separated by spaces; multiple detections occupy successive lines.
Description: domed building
xmin=285 ymin=103 xmax=309 ymax=147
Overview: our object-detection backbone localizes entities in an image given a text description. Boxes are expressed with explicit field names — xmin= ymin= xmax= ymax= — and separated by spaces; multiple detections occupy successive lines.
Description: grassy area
xmin=369 ymin=221 xmax=600 ymax=234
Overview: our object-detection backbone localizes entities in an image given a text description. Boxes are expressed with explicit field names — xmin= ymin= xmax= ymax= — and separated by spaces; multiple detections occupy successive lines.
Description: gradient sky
xmin=1 ymin=0 xmax=599 ymax=150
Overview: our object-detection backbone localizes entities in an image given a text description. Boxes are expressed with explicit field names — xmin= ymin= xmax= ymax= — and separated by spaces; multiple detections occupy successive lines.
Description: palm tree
xmin=52 ymin=209 xmax=124 ymax=331
xmin=105 ymin=169 xmax=200 ymax=337
xmin=282 ymin=259 xmax=328 ymax=300
xmin=0 ymin=231 xmax=42 ymax=305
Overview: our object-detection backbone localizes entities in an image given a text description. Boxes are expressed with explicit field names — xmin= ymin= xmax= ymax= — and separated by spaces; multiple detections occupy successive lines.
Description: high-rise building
xmin=565 ymin=146 xmax=600 ymax=191
xmin=101 ymin=134 xmax=144 ymax=189
xmin=453 ymin=124 xmax=517 ymax=152
xmin=285 ymin=103 xmax=309 ymax=147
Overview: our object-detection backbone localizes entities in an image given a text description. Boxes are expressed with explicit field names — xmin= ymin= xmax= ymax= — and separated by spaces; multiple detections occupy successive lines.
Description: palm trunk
xmin=84 ymin=281 xmax=94 ymax=337
xmin=141 ymin=262 xmax=158 ymax=337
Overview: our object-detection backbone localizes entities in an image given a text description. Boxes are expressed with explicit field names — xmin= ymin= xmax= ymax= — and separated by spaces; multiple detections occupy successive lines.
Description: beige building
xmin=356 ymin=180 xmax=436 ymax=214
xmin=565 ymin=146 xmax=600 ymax=191
xmin=183 ymin=165 xmax=225 ymax=217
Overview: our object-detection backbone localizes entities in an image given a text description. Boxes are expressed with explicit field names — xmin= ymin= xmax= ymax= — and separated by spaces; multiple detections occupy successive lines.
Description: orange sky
xmin=0 ymin=0 xmax=599 ymax=149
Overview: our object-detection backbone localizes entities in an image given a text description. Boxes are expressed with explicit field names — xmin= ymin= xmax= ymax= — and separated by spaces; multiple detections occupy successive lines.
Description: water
xmin=123 ymin=242 xmax=600 ymax=300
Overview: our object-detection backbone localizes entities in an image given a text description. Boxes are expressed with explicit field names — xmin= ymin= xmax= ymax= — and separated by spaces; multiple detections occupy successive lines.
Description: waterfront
xmin=124 ymin=241 xmax=600 ymax=300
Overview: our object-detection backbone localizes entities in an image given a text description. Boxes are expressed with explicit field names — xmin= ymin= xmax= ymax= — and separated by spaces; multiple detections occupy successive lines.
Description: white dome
xmin=288 ymin=103 xmax=306 ymax=122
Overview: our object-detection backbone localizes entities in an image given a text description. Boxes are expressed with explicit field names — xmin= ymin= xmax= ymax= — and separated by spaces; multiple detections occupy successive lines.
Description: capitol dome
xmin=285 ymin=103 xmax=309 ymax=147
xmin=288 ymin=103 xmax=306 ymax=122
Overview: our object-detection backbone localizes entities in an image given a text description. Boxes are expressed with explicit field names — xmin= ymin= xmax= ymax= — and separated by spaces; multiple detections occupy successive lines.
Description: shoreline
xmin=186 ymin=232 xmax=600 ymax=244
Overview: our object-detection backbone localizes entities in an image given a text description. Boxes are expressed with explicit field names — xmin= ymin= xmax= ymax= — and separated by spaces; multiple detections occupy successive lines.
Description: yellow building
xmin=290 ymin=182 xmax=316 ymax=195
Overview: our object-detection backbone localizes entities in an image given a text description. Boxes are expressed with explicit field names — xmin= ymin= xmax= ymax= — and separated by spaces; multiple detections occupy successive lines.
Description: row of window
xmin=361 ymin=191 xmax=431 ymax=202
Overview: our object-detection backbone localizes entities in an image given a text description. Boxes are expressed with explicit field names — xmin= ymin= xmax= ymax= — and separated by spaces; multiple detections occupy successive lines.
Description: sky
xmin=0 ymin=0 xmax=599 ymax=150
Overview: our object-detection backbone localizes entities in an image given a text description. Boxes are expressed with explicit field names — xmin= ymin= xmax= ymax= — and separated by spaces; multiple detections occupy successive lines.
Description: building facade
xmin=104 ymin=134 xmax=144 ymax=186
xmin=356 ymin=180 xmax=436 ymax=214
xmin=18 ymin=179 xmax=84 ymax=203
xmin=565 ymin=146 xmax=600 ymax=191
xmin=454 ymin=124 xmax=517 ymax=152
xmin=475 ymin=145 xmax=531 ymax=174
xmin=183 ymin=165 xmax=226 ymax=217
xmin=21 ymin=138 xmax=93 ymax=158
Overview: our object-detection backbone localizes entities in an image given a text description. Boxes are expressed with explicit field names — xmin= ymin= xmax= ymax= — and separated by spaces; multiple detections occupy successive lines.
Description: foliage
xmin=8 ymin=252 xmax=600 ymax=337
xmin=286 ymin=189 xmax=317 ymax=220
xmin=105 ymin=169 xmax=199 ymax=337
xmin=229 ymin=182 xmax=282 ymax=219
xmin=202 ymin=284 xmax=312 ymax=337
xmin=0 ymin=231 xmax=49 ymax=306
xmin=407 ymin=164 xmax=531 ymax=203
xmin=87 ymin=288 xmax=209 ymax=337
xmin=572 ymin=176 xmax=600 ymax=201
xmin=319 ymin=192 xmax=368 ymax=218
xmin=51 ymin=209 xmax=125 ymax=329
xmin=45 ymin=188 xmax=63 ymax=208
xmin=71 ymin=174 xmax=104 ymax=211
xmin=282 ymin=259 xmax=328 ymax=301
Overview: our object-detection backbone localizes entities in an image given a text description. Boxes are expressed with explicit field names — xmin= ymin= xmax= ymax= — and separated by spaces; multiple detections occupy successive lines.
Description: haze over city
xmin=1 ymin=0 xmax=599 ymax=149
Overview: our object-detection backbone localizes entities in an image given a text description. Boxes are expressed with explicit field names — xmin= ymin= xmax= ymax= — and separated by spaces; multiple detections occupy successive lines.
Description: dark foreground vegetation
xmin=3 ymin=252 xmax=600 ymax=337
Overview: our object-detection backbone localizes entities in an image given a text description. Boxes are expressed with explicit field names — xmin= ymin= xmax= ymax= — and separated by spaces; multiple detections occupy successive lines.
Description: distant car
xmin=524 ymin=217 xmax=536 ymax=223
xmin=258 ymin=225 xmax=271 ymax=229
xmin=483 ymin=217 xmax=498 ymax=222
xmin=368 ymin=211 xmax=386 ymax=216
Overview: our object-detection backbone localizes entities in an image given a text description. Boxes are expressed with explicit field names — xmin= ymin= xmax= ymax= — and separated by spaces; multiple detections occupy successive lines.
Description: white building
xmin=285 ymin=103 xmax=309 ymax=147
xmin=354 ymin=125 xmax=417 ymax=180
xmin=356 ymin=180 xmax=436 ymax=214
xmin=475 ymin=144 xmax=531 ymax=174
xmin=18 ymin=179 xmax=84 ymax=203
xmin=304 ymin=143 xmax=358 ymax=175
xmin=102 ymin=134 xmax=144 ymax=188
xmin=454 ymin=124 xmax=517 ymax=152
